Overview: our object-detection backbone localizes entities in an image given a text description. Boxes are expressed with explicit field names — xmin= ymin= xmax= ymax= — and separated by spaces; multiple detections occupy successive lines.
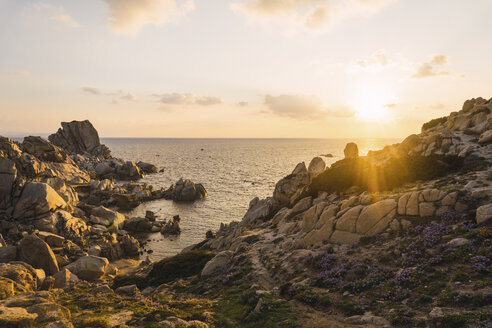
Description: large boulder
xmin=91 ymin=206 xmax=126 ymax=230
xmin=307 ymin=157 xmax=326 ymax=181
xmin=355 ymin=199 xmax=396 ymax=235
xmin=243 ymin=197 xmax=274 ymax=224
xmin=13 ymin=182 xmax=66 ymax=219
xmin=53 ymin=268 xmax=79 ymax=289
xmin=19 ymin=235 xmax=59 ymax=275
xmin=172 ymin=179 xmax=207 ymax=202
xmin=64 ymin=255 xmax=109 ymax=281
xmin=273 ymin=162 xmax=309 ymax=207
xmin=201 ymin=251 xmax=233 ymax=277
xmin=0 ymin=306 xmax=38 ymax=327
xmin=48 ymin=120 xmax=111 ymax=158
xmin=344 ymin=142 xmax=359 ymax=159
xmin=136 ymin=161 xmax=158 ymax=174
xmin=476 ymin=204 xmax=492 ymax=225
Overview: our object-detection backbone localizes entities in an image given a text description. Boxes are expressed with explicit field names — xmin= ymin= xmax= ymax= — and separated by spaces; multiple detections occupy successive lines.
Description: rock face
xmin=273 ymin=162 xmax=309 ymax=207
xmin=344 ymin=142 xmax=359 ymax=159
xmin=201 ymin=251 xmax=233 ymax=277
xmin=171 ymin=179 xmax=207 ymax=202
xmin=13 ymin=182 xmax=66 ymax=219
xmin=64 ymin=255 xmax=108 ymax=281
xmin=22 ymin=136 xmax=73 ymax=164
xmin=48 ymin=120 xmax=111 ymax=159
xmin=19 ymin=235 xmax=59 ymax=275
xmin=0 ymin=158 xmax=16 ymax=209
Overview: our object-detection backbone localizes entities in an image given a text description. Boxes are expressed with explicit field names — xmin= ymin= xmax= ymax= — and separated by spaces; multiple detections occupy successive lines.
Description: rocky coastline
xmin=0 ymin=97 xmax=491 ymax=327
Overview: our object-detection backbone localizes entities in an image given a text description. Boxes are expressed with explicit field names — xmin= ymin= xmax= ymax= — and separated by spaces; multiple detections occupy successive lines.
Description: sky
xmin=0 ymin=0 xmax=491 ymax=138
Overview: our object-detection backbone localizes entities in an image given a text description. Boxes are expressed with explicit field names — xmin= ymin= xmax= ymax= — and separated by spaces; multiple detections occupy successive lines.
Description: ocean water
xmin=103 ymin=138 xmax=400 ymax=259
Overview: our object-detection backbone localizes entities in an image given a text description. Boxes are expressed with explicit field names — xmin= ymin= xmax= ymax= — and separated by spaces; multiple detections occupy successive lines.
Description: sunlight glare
xmin=350 ymin=85 xmax=395 ymax=122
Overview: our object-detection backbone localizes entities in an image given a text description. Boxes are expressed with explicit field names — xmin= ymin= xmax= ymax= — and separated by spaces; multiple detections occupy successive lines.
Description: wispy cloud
xmin=230 ymin=0 xmax=395 ymax=33
xmin=159 ymin=93 xmax=223 ymax=107
xmin=263 ymin=94 xmax=354 ymax=120
xmin=82 ymin=87 xmax=101 ymax=95
xmin=26 ymin=2 xmax=79 ymax=28
xmin=411 ymin=55 xmax=457 ymax=79
xmin=352 ymin=49 xmax=392 ymax=72
xmin=10 ymin=71 xmax=31 ymax=78
xmin=102 ymin=0 xmax=195 ymax=36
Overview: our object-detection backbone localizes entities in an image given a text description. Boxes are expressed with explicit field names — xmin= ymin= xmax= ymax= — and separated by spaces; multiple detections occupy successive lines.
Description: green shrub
xmin=79 ymin=318 xmax=111 ymax=328
xmin=309 ymin=155 xmax=463 ymax=194
xmin=147 ymin=250 xmax=215 ymax=286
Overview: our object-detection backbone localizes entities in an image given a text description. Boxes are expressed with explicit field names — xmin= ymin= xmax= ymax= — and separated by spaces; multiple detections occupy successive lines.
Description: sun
xmin=350 ymin=86 xmax=395 ymax=122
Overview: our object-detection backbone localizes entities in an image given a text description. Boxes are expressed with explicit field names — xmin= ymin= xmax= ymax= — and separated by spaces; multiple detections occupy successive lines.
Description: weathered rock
xmin=273 ymin=162 xmax=309 ymax=207
xmin=307 ymin=157 xmax=326 ymax=181
xmin=406 ymin=191 xmax=420 ymax=216
xmin=448 ymin=238 xmax=470 ymax=247
xmin=171 ymin=178 xmax=207 ymax=202
xmin=136 ymin=161 xmax=158 ymax=173
xmin=302 ymin=217 xmax=335 ymax=247
xmin=161 ymin=216 xmax=181 ymax=235
xmin=37 ymin=231 xmax=65 ymax=248
xmin=243 ymin=197 xmax=274 ymax=224
xmin=0 ymin=263 xmax=37 ymax=291
xmin=48 ymin=120 xmax=111 ymax=158
xmin=13 ymin=182 xmax=66 ymax=219
xmin=0 ymin=158 xmax=16 ymax=209
xmin=301 ymin=202 xmax=326 ymax=232
xmin=336 ymin=205 xmax=364 ymax=233
xmin=329 ymin=230 xmax=361 ymax=244
xmin=201 ymin=251 xmax=232 ymax=277
xmin=19 ymin=235 xmax=59 ymax=275
xmin=95 ymin=162 xmax=113 ymax=176
xmin=91 ymin=206 xmax=126 ymax=230
xmin=476 ymin=204 xmax=492 ymax=225
xmin=53 ymin=269 xmax=79 ymax=289
xmin=64 ymin=255 xmax=109 ymax=281
xmin=478 ymin=129 xmax=492 ymax=144
xmin=345 ymin=312 xmax=390 ymax=327
xmin=343 ymin=142 xmax=359 ymax=159
xmin=0 ymin=306 xmax=38 ymax=327
xmin=419 ymin=202 xmax=436 ymax=217
xmin=356 ymin=199 xmax=396 ymax=235
xmin=22 ymin=136 xmax=72 ymax=164
xmin=116 ymin=284 xmax=139 ymax=296
xmin=124 ymin=217 xmax=153 ymax=232
xmin=0 ymin=246 xmax=17 ymax=263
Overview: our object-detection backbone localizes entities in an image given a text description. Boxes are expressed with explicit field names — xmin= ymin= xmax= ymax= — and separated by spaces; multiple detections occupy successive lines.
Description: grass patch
xmin=147 ymin=249 xmax=215 ymax=286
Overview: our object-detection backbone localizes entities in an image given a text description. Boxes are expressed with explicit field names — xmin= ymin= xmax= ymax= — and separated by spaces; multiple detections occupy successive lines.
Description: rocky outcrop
xmin=169 ymin=178 xmax=207 ymax=202
xmin=0 ymin=158 xmax=16 ymax=209
xmin=273 ymin=162 xmax=309 ymax=207
xmin=161 ymin=216 xmax=182 ymax=235
xmin=13 ymin=182 xmax=66 ymax=219
xmin=48 ymin=120 xmax=111 ymax=159
xmin=19 ymin=235 xmax=59 ymax=275
xmin=64 ymin=255 xmax=108 ymax=281
xmin=344 ymin=142 xmax=359 ymax=159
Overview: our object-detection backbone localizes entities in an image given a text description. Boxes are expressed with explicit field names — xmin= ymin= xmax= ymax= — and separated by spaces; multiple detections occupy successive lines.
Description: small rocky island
xmin=0 ymin=98 xmax=491 ymax=327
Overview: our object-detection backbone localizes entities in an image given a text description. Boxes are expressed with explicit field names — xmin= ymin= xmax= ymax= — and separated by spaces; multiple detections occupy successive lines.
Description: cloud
xmin=83 ymin=87 xmax=101 ymax=95
xmin=195 ymin=96 xmax=222 ymax=106
xmin=159 ymin=93 xmax=223 ymax=107
xmin=119 ymin=92 xmax=137 ymax=101
xmin=102 ymin=0 xmax=195 ymax=35
xmin=10 ymin=71 xmax=31 ymax=78
xmin=263 ymin=94 xmax=354 ymax=120
xmin=26 ymin=2 xmax=79 ymax=28
xmin=230 ymin=0 xmax=395 ymax=32
xmin=352 ymin=49 xmax=392 ymax=72
xmin=411 ymin=55 xmax=453 ymax=79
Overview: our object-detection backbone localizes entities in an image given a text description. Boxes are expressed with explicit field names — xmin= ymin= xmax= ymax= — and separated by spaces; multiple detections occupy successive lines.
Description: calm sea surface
xmin=103 ymin=138 xmax=400 ymax=259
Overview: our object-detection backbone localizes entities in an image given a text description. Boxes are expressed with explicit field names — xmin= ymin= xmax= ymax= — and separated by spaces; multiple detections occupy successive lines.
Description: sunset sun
xmin=350 ymin=86 xmax=395 ymax=122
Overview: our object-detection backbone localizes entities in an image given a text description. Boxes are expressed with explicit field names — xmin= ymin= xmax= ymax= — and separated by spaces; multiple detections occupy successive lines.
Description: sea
xmin=104 ymin=138 xmax=400 ymax=259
